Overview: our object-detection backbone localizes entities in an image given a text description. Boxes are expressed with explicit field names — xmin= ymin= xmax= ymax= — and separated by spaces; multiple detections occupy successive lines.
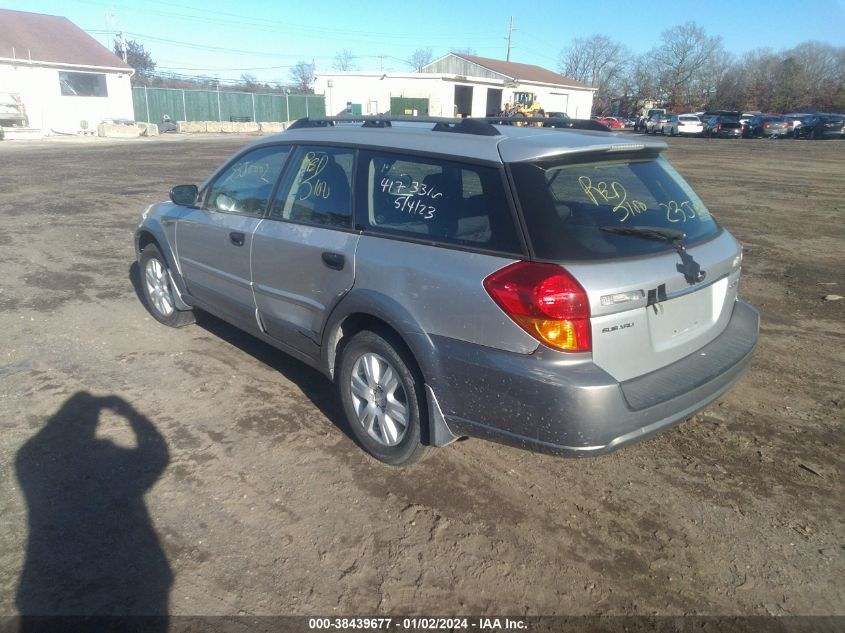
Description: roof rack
xmin=287 ymin=115 xmax=614 ymax=136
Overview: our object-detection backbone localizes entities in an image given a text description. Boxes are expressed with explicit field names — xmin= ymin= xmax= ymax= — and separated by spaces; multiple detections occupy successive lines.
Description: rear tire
xmin=139 ymin=244 xmax=195 ymax=327
xmin=338 ymin=330 xmax=430 ymax=466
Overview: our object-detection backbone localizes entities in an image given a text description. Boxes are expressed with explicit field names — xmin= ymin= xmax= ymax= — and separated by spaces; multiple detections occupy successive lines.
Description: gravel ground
xmin=0 ymin=133 xmax=842 ymax=619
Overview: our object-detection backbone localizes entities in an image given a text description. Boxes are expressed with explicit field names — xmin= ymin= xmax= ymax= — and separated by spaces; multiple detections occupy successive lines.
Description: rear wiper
xmin=599 ymin=225 xmax=686 ymax=245
xmin=600 ymin=225 xmax=707 ymax=285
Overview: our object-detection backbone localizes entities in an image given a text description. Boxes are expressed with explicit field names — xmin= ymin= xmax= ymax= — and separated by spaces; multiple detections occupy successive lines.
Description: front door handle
xmin=229 ymin=231 xmax=245 ymax=247
xmin=321 ymin=252 xmax=345 ymax=270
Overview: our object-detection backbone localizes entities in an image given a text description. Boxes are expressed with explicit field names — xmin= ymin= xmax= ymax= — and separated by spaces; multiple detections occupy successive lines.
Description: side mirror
xmin=170 ymin=184 xmax=198 ymax=207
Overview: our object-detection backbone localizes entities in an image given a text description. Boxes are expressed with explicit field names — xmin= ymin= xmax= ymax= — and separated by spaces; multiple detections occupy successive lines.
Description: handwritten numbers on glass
xmin=660 ymin=200 xmax=698 ymax=223
xmin=297 ymin=152 xmax=331 ymax=201
xmin=231 ymin=162 xmax=270 ymax=182
xmin=380 ymin=175 xmax=441 ymax=220
xmin=578 ymin=176 xmax=647 ymax=223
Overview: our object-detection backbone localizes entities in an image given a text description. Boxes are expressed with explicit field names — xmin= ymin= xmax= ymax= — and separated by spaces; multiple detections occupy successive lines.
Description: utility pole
xmin=119 ymin=29 xmax=127 ymax=63
xmin=379 ymin=55 xmax=384 ymax=72
xmin=506 ymin=16 xmax=514 ymax=62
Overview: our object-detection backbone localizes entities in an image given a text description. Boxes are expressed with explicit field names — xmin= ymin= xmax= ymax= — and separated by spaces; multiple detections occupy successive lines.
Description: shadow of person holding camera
xmin=15 ymin=392 xmax=172 ymax=631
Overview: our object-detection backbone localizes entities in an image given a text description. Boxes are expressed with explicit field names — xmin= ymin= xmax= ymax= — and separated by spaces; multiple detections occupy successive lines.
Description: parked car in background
xmin=744 ymin=115 xmax=791 ymax=138
xmin=661 ymin=114 xmax=703 ymax=136
xmin=0 ymin=92 xmax=28 ymax=127
xmin=646 ymin=113 xmax=671 ymax=134
xmin=134 ymin=115 xmax=758 ymax=466
xmin=794 ymin=114 xmax=845 ymax=139
xmin=704 ymin=116 xmax=743 ymax=138
xmin=593 ymin=116 xmax=624 ymax=129
xmin=783 ymin=113 xmax=812 ymax=136
xmin=637 ymin=107 xmax=666 ymax=131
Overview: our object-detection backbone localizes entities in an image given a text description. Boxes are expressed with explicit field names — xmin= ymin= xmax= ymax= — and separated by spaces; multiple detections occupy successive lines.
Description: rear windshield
xmin=510 ymin=154 xmax=720 ymax=261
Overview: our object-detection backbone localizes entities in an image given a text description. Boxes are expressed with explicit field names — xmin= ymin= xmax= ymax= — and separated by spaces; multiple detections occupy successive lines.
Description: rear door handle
xmin=229 ymin=231 xmax=245 ymax=247
xmin=321 ymin=252 xmax=345 ymax=270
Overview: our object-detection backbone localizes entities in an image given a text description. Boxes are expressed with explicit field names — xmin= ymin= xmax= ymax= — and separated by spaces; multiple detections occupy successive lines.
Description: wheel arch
xmin=322 ymin=290 xmax=437 ymax=383
xmin=321 ymin=289 xmax=459 ymax=447
xmin=134 ymin=223 xmax=191 ymax=309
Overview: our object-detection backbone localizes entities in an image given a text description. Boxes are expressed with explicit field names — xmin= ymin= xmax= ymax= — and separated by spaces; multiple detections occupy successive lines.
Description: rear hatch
xmin=508 ymin=148 xmax=741 ymax=382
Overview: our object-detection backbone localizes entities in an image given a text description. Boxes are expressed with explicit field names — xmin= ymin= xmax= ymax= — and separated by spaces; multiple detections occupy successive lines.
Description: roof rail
xmin=286 ymin=115 xmax=614 ymax=135
xmin=288 ymin=115 xmax=502 ymax=136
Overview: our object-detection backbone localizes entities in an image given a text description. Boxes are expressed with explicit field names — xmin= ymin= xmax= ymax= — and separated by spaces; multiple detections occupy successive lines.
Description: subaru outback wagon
xmin=135 ymin=116 xmax=759 ymax=466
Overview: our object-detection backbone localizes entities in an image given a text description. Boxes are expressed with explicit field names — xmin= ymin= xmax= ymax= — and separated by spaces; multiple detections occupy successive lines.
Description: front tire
xmin=338 ymin=330 xmax=429 ymax=466
xmin=139 ymin=244 xmax=195 ymax=327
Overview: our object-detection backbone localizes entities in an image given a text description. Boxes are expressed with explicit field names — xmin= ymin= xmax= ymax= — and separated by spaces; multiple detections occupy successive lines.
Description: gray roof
xmin=424 ymin=53 xmax=594 ymax=91
xmin=0 ymin=9 xmax=130 ymax=70
xmin=268 ymin=123 xmax=664 ymax=164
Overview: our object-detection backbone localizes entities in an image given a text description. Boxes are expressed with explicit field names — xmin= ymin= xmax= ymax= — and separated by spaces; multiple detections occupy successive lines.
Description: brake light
xmin=763 ymin=123 xmax=769 ymax=128
xmin=483 ymin=261 xmax=591 ymax=352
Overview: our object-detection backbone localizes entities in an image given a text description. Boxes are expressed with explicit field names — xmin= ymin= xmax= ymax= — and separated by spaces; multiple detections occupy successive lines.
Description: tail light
xmin=763 ymin=123 xmax=769 ymax=128
xmin=716 ymin=124 xmax=721 ymax=131
xmin=483 ymin=261 xmax=591 ymax=352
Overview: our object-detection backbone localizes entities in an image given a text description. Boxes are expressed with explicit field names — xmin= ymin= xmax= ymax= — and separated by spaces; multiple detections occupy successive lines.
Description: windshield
xmin=509 ymin=154 xmax=720 ymax=261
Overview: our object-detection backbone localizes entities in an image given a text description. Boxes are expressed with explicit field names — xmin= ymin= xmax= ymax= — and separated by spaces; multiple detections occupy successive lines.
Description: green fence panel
xmin=306 ymin=95 xmax=326 ymax=117
xmin=218 ymin=91 xmax=254 ymax=122
xmin=140 ymin=87 xmax=185 ymax=124
xmin=132 ymin=87 xmax=147 ymax=121
xmin=389 ymin=97 xmax=429 ymax=116
xmin=183 ymin=90 xmax=218 ymax=121
xmin=254 ymin=93 xmax=287 ymax=122
xmin=287 ymin=95 xmax=307 ymax=120
xmin=131 ymin=87 xmax=325 ymax=122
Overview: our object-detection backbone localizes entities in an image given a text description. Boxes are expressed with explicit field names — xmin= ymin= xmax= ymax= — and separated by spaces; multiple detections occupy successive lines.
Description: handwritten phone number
xmin=308 ymin=617 xmax=471 ymax=630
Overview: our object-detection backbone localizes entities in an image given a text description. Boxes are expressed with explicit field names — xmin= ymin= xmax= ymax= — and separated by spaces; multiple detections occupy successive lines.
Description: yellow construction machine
xmin=502 ymin=92 xmax=545 ymax=118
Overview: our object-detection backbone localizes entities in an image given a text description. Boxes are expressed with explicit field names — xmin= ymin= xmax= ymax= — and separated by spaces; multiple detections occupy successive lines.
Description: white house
xmin=314 ymin=53 xmax=594 ymax=119
xmin=0 ymin=8 xmax=134 ymax=135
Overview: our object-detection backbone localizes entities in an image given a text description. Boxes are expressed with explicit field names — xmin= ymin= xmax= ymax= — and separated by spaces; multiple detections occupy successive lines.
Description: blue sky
xmin=3 ymin=0 xmax=844 ymax=83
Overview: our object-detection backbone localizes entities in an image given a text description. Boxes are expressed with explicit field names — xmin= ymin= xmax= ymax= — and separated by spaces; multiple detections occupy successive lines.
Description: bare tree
xmin=617 ymin=54 xmax=657 ymax=116
xmin=333 ymin=49 xmax=356 ymax=72
xmin=558 ymin=35 xmax=628 ymax=114
xmin=651 ymin=22 xmax=724 ymax=110
xmin=289 ymin=61 xmax=315 ymax=92
xmin=408 ymin=47 xmax=433 ymax=72
xmin=453 ymin=47 xmax=477 ymax=56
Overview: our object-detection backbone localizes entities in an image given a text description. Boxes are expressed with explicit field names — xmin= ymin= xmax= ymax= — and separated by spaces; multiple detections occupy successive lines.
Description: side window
xmin=204 ymin=145 xmax=290 ymax=217
xmin=270 ymin=146 xmax=354 ymax=228
xmin=361 ymin=151 xmax=521 ymax=253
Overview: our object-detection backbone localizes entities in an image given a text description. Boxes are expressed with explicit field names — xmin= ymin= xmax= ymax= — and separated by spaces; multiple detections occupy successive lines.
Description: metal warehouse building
xmin=0 ymin=8 xmax=134 ymax=137
xmin=314 ymin=52 xmax=594 ymax=119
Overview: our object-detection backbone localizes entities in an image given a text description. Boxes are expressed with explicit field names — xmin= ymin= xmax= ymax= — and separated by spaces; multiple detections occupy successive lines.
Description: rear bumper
xmin=429 ymin=300 xmax=759 ymax=457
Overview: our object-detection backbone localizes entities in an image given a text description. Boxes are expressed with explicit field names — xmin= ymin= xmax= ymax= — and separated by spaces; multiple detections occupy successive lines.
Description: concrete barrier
xmin=98 ymin=123 xmax=141 ymax=138
xmin=169 ymin=120 xmax=291 ymax=135
xmin=233 ymin=121 xmax=261 ymax=133
xmin=138 ymin=123 xmax=159 ymax=137
xmin=259 ymin=122 xmax=288 ymax=134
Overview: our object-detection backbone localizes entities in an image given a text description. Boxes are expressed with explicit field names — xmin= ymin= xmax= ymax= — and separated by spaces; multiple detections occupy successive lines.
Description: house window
xmin=59 ymin=72 xmax=108 ymax=97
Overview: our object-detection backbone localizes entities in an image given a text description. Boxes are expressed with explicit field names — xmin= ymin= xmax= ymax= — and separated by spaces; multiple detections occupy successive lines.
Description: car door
xmin=250 ymin=145 xmax=359 ymax=359
xmin=176 ymin=144 xmax=291 ymax=325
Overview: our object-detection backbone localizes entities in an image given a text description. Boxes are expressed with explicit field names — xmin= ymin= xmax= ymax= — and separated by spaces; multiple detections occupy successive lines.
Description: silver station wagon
xmin=135 ymin=116 xmax=759 ymax=466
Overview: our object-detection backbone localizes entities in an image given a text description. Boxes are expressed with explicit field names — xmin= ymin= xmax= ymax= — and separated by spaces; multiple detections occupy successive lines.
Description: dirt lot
xmin=0 ymin=133 xmax=842 ymax=619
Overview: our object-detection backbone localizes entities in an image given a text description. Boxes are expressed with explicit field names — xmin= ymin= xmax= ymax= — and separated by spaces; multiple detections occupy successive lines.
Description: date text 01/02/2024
xmin=307 ymin=617 xmax=527 ymax=630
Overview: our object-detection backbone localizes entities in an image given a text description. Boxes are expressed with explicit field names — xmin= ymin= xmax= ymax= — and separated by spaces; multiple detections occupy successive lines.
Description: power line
xmin=77 ymin=0 xmax=503 ymax=43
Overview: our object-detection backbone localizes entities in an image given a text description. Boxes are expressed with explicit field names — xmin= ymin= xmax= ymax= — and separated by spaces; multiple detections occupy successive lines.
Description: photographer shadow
xmin=15 ymin=392 xmax=172 ymax=630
